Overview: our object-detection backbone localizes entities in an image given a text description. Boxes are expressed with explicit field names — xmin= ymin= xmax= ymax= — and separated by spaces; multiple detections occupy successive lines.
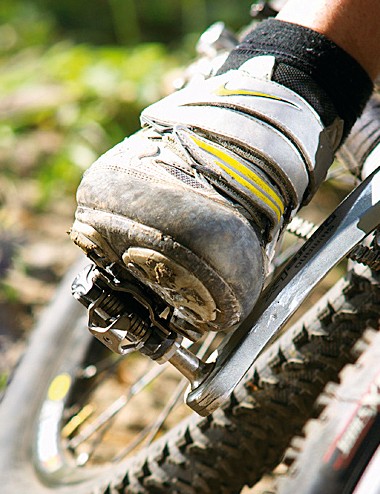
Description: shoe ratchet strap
xmin=141 ymin=59 xmax=336 ymax=237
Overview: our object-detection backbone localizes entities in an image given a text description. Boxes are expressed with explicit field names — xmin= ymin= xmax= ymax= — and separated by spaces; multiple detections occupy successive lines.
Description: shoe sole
xmin=70 ymin=214 xmax=240 ymax=331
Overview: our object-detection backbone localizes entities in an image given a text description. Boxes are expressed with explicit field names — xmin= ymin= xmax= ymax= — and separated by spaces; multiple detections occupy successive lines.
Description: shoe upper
xmin=141 ymin=56 xmax=338 ymax=241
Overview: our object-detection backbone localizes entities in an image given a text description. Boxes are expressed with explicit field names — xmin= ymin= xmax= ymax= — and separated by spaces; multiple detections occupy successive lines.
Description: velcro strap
xmin=141 ymin=70 xmax=335 ymax=204
xmin=178 ymin=128 xmax=286 ymax=233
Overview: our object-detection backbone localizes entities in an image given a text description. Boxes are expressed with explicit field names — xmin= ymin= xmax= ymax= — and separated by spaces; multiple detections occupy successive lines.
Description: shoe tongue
xmin=238 ymin=55 xmax=276 ymax=81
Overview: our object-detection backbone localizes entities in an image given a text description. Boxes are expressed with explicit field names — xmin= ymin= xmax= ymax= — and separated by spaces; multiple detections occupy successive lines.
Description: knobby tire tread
xmin=277 ymin=329 xmax=380 ymax=494
xmin=1 ymin=263 xmax=379 ymax=494
xmin=108 ymin=268 xmax=380 ymax=494
xmin=337 ymin=93 xmax=380 ymax=176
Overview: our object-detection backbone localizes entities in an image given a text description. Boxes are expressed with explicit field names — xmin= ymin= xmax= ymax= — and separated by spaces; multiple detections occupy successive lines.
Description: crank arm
xmin=187 ymin=167 xmax=380 ymax=416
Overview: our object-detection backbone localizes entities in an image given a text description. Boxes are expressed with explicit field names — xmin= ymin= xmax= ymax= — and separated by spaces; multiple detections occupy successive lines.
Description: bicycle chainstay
xmin=72 ymin=167 xmax=380 ymax=416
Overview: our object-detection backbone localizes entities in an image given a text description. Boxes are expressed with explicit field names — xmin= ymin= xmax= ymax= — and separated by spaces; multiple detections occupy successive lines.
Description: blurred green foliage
xmin=0 ymin=41 xmax=176 ymax=208
xmin=31 ymin=0 xmax=254 ymax=45
xmin=0 ymin=0 xmax=255 ymax=211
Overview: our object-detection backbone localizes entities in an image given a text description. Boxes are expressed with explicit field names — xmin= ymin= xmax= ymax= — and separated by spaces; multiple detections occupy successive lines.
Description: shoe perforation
xmin=157 ymin=162 xmax=207 ymax=189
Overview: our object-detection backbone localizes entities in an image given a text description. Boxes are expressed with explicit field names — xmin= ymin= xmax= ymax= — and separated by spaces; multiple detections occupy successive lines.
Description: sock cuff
xmin=218 ymin=19 xmax=373 ymax=137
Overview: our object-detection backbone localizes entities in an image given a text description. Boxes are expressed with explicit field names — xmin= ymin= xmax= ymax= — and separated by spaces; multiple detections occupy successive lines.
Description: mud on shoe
xmin=71 ymin=55 xmax=340 ymax=333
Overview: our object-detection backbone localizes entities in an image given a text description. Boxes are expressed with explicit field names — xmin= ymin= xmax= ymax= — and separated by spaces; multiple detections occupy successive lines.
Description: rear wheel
xmin=0 ymin=256 xmax=379 ymax=494
xmin=278 ymin=329 xmax=380 ymax=494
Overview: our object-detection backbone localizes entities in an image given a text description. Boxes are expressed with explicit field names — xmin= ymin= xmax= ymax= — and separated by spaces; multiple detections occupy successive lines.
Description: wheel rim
xmin=33 ymin=313 xmax=219 ymax=485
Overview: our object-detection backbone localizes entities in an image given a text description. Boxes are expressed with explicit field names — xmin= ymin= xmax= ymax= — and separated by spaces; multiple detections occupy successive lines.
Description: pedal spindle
xmin=72 ymin=263 xmax=213 ymax=390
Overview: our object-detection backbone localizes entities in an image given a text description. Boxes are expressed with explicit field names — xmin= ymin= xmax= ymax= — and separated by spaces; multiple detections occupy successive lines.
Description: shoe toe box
xmin=75 ymin=137 xmax=265 ymax=330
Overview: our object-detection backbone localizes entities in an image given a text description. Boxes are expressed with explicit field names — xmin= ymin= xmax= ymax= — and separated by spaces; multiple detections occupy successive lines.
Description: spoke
xmin=112 ymin=332 xmax=219 ymax=461
xmin=72 ymin=354 xmax=125 ymax=411
xmin=68 ymin=331 xmax=219 ymax=458
xmin=144 ymin=333 xmax=220 ymax=446
xmin=78 ymin=354 xmax=124 ymax=379
xmin=112 ymin=379 xmax=188 ymax=461
xmin=68 ymin=360 xmax=168 ymax=450
xmin=62 ymin=404 xmax=94 ymax=439
xmin=144 ymin=379 xmax=188 ymax=446
xmin=81 ymin=413 xmax=116 ymax=463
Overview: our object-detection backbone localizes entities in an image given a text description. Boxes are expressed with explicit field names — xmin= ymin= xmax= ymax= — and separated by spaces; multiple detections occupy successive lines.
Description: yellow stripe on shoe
xmin=190 ymin=135 xmax=284 ymax=222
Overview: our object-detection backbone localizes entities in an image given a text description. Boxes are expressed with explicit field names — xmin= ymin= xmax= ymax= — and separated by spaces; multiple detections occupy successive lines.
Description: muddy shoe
xmin=71 ymin=55 xmax=339 ymax=332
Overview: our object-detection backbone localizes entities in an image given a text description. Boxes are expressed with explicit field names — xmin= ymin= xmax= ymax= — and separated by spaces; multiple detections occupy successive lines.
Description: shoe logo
xmin=215 ymin=83 xmax=299 ymax=108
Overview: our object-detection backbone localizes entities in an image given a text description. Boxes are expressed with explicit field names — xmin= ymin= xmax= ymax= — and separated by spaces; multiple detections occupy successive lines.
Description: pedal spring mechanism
xmin=128 ymin=313 xmax=150 ymax=340
xmin=99 ymin=292 xmax=150 ymax=340
xmin=100 ymin=292 xmax=125 ymax=318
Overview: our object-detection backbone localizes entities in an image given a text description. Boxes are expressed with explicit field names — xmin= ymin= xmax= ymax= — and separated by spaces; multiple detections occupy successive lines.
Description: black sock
xmin=217 ymin=19 xmax=373 ymax=139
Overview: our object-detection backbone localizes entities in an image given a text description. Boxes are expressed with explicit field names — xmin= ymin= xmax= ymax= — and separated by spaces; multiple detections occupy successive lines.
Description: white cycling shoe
xmin=71 ymin=55 xmax=341 ymax=333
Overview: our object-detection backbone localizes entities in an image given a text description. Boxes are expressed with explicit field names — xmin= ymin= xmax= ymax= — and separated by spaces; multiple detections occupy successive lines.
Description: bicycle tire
xmin=337 ymin=93 xmax=380 ymax=177
xmin=278 ymin=329 xmax=380 ymax=494
xmin=0 ymin=256 xmax=379 ymax=494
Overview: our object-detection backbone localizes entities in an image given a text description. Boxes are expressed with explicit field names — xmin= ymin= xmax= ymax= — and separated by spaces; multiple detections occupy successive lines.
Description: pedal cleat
xmin=72 ymin=263 xmax=213 ymax=388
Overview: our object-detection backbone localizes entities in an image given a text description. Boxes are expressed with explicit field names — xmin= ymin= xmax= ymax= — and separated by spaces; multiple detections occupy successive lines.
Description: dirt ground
xmin=0 ymin=186 xmax=79 ymax=384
